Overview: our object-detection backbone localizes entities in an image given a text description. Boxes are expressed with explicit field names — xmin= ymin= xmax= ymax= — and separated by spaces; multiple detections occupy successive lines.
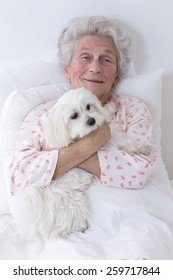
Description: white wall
xmin=0 ymin=0 xmax=173 ymax=178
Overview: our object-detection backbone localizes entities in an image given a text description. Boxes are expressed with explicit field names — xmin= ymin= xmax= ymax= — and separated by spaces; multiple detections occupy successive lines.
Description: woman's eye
xmin=86 ymin=104 xmax=90 ymax=110
xmin=101 ymin=57 xmax=113 ymax=64
xmin=80 ymin=54 xmax=91 ymax=61
xmin=70 ymin=112 xmax=78 ymax=119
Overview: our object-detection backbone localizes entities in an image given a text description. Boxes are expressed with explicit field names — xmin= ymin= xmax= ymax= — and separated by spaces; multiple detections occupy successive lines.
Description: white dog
xmin=12 ymin=88 xmax=152 ymax=241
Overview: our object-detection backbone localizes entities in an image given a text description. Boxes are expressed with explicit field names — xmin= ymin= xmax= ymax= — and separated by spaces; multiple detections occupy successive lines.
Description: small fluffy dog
xmin=12 ymin=88 xmax=152 ymax=241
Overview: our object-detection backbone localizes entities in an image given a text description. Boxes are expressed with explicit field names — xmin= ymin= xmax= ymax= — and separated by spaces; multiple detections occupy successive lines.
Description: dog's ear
xmin=103 ymin=101 xmax=117 ymax=121
xmin=92 ymin=96 xmax=117 ymax=122
xmin=43 ymin=105 xmax=71 ymax=148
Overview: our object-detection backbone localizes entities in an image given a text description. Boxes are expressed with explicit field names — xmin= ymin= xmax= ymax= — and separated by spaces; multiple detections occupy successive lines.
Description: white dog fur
xmin=12 ymin=88 xmax=152 ymax=241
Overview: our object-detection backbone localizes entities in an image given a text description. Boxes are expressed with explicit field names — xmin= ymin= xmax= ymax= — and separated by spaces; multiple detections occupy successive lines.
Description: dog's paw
xmin=137 ymin=142 xmax=153 ymax=155
xmin=49 ymin=220 xmax=88 ymax=239
xmin=78 ymin=220 xmax=88 ymax=234
xmin=49 ymin=227 xmax=69 ymax=239
xmin=120 ymin=140 xmax=153 ymax=156
xmin=120 ymin=143 xmax=138 ymax=155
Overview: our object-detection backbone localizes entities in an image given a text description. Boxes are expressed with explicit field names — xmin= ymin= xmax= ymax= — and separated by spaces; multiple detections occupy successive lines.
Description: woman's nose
xmin=89 ymin=60 xmax=102 ymax=74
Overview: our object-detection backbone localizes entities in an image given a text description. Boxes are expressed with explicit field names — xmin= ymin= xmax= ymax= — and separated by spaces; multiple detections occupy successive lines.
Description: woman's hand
xmin=84 ymin=121 xmax=111 ymax=153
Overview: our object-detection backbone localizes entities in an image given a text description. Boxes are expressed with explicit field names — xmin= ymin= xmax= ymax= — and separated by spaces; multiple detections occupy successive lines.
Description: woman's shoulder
xmin=111 ymin=94 xmax=151 ymax=118
xmin=111 ymin=93 xmax=147 ymax=109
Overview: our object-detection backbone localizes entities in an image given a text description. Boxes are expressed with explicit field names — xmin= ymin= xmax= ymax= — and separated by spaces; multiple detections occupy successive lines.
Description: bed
xmin=0 ymin=0 xmax=173 ymax=260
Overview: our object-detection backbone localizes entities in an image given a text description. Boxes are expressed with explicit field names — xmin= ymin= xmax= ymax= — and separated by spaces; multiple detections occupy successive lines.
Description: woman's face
xmin=65 ymin=35 xmax=119 ymax=104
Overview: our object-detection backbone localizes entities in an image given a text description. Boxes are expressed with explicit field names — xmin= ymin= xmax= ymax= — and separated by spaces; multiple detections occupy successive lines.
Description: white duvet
xmin=0 ymin=158 xmax=173 ymax=260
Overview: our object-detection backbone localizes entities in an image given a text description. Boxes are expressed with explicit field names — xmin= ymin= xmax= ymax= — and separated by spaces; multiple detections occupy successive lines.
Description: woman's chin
xmin=82 ymin=83 xmax=103 ymax=97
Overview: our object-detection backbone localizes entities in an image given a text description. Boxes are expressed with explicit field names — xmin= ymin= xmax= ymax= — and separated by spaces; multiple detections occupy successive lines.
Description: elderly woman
xmin=9 ymin=16 xmax=157 ymax=194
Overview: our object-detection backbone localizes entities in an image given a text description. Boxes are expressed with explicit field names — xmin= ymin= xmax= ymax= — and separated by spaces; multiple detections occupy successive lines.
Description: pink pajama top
xmin=8 ymin=92 xmax=158 ymax=195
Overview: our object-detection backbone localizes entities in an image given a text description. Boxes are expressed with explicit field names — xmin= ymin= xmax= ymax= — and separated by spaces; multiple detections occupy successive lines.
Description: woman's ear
xmin=114 ymin=75 xmax=119 ymax=86
xmin=64 ymin=65 xmax=71 ymax=80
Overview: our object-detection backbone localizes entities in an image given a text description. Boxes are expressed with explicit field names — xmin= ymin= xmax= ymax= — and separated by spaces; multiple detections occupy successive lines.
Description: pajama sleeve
xmin=97 ymin=95 xmax=158 ymax=189
xmin=8 ymin=102 xmax=58 ymax=195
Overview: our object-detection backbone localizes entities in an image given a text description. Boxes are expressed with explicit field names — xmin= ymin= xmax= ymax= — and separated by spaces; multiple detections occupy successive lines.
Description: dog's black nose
xmin=87 ymin=117 xmax=96 ymax=126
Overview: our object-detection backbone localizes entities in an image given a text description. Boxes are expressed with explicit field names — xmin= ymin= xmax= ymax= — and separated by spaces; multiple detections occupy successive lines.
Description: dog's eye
xmin=86 ymin=104 xmax=90 ymax=110
xmin=70 ymin=112 xmax=78 ymax=119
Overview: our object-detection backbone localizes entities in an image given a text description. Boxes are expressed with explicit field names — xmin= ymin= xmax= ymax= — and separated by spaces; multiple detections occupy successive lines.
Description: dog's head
xmin=44 ymin=88 xmax=111 ymax=148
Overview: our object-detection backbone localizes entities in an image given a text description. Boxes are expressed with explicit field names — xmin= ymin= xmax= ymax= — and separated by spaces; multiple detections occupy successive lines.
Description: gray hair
xmin=57 ymin=16 xmax=132 ymax=78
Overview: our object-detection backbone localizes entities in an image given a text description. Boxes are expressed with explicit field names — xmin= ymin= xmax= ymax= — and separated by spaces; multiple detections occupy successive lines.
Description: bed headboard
xmin=0 ymin=0 xmax=172 ymax=179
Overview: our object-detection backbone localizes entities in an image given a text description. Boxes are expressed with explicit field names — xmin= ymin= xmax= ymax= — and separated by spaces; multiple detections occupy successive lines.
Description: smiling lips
xmin=84 ymin=78 xmax=104 ymax=83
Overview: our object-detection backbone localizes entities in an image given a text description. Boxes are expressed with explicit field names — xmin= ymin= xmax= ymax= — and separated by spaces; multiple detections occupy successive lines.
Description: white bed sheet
xmin=0 ymin=158 xmax=173 ymax=260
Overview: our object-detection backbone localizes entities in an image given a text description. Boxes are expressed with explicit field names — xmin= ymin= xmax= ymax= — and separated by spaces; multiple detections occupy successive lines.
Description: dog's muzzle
xmin=87 ymin=117 xmax=96 ymax=126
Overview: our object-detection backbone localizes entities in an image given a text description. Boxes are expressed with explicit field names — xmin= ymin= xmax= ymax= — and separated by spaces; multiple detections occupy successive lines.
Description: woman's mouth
xmin=84 ymin=78 xmax=104 ymax=84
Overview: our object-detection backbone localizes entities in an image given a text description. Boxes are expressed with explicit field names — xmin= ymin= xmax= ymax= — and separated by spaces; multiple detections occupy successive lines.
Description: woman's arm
xmin=52 ymin=122 xmax=110 ymax=180
xmin=77 ymin=153 xmax=101 ymax=179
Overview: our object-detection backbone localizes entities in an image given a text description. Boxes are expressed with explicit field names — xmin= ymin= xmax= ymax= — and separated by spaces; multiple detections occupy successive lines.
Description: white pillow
xmin=0 ymin=55 xmax=66 ymax=114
